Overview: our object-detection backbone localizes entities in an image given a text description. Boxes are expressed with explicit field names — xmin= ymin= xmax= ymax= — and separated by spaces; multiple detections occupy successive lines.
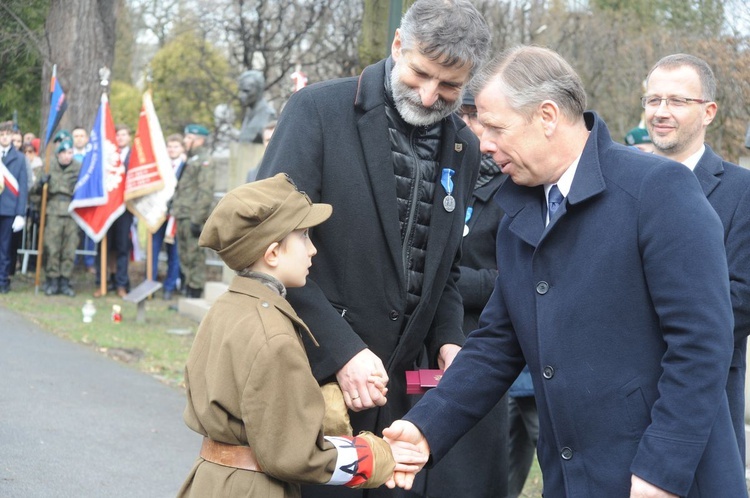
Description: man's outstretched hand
xmin=382 ymin=420 xmax=430 ymax=490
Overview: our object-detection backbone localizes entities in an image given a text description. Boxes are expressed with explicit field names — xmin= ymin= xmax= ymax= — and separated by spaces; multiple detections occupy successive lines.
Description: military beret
xmin=199 ymin=173 xmax=332 ymax=271
xmin=54 ymin=130 xmax=72 ymax=143
xmin=624 ymin=127 xmax=651 ymax=146
xmin=184 ymin=124 xmax=209 ymax=136
xmin=56 ymin=138 xmax=73 ymax=154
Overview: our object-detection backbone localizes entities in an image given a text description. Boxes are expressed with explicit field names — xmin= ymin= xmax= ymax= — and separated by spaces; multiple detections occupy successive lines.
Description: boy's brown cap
xmin=199 ymin=173 xmax=332 ymax=271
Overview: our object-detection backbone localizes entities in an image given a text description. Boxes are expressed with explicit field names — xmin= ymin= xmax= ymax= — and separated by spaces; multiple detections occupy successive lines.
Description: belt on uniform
xmin=200 ymin=437 xmax=263 ymax=472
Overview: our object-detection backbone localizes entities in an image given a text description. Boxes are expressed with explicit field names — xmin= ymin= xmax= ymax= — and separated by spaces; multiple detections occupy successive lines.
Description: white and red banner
xmin=124 ymin=90 xmax=175 ymax=234
xmin=69 ymin=93 xmax=125 ymax=242
xmin=0 ymin=158 xmax=19 ymax=196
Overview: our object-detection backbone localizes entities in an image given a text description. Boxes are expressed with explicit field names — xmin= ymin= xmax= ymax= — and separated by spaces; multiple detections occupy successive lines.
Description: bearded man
xmin=257 ymin=1 xmax=491 ymax=496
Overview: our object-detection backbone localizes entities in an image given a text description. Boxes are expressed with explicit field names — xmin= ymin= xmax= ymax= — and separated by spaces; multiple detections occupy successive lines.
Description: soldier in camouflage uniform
xmin=34 ymin=139 xmax=82 ymax=296
xmin=171 ymin=124 xmax=215 ymax=298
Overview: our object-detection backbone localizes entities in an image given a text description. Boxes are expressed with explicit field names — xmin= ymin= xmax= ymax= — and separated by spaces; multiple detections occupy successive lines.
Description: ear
xmin=702 ymin=101 xmax=718 ymax=127
xmin=391 ymin=29 xmax=402 ymax=61
xmin=538 ymin=100 xmax=560 ymax=137
xmin=263 ymin=242 xmax=282 ymax=268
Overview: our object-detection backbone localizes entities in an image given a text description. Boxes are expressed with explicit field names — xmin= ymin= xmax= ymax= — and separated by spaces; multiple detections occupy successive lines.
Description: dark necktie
xmin=547 ymin=184 xmax=564 ymax=220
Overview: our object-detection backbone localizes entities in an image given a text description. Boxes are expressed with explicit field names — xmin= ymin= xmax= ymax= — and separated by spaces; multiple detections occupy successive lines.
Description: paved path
xmin=0 ymin=306 xmax=198 ymax=498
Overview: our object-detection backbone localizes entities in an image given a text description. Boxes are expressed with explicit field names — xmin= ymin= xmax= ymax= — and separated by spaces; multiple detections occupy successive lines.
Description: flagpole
xmin=99 ymin=67 xmax=111 ymax=298
xmin=145 ymin=72 xmax=154 ymax=286
xmin=35 ymin=64 xmax=60 ymax=293
xmin=100 ymin=235 xmax=107 ymax=297
xmin=34 ymin=156 xmax=51 ymax=292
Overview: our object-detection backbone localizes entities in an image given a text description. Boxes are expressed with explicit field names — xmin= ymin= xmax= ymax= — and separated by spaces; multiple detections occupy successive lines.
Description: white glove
xmin=12 ymin=216 xmax=25 ymax=233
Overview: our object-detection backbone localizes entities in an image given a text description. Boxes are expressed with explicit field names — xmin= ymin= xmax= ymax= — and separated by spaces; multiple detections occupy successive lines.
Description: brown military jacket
xmin=178 ymin=276 xmax=351 ymax=497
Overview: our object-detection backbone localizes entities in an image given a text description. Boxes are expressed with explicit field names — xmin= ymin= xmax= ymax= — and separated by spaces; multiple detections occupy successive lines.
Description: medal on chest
xmin=441 ymin=168 xmax=456 ymax=213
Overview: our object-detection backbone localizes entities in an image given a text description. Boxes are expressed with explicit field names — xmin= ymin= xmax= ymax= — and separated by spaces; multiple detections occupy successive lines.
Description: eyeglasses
xmin=641 ymin=96 xmax=710 ymax=109
xmin=459 ymin=108 xmax=478 ymax=121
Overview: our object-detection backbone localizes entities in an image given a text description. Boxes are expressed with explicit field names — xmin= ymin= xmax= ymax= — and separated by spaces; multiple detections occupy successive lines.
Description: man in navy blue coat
xmin=385 ymin=46 xmax=746 ymax=497
xmin=0 ymin=121 xmax=28 ymax=293
xmin=645 ymin=53 xmax=750 ymax=467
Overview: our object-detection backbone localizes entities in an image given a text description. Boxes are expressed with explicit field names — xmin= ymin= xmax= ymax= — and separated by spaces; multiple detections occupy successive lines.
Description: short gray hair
xmin=399 ymin=0 xmax=491 ymax=75
xmin=471 ymin=45 xmax=587 ymax=122
xmin=647 ymin=54 xmax=716 ymax=101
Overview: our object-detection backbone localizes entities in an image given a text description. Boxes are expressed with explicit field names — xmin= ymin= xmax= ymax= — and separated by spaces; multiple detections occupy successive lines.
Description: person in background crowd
xmin=10 ymin=130 xmax=23 ymax=151
xmin=152 ymin=133 xmax=186 ymax=300
xmin=257 ymin=1 xmax=491 ymax=497
xmin=70 ymin=126 xmax=96 ymax=274
xmin=385 ymin=45 xmax=746 ymax=498
xmin=0 ymin=121 xmax=28 ymax=293
xmin=94 ymin=124 xmax=133 ymax=298
xmin=71 ymin=126 xmax=89 ymax=163
xmin=171 ymin=124 xmax=215 ymax=299
xmin=7 ymin=130 xmax=33 ymax=277
xmin=644 ymin=53 xmax=750 ymax=467
xmin=624 ymin=126 xmax=655 ymax=153
xmin=34 ymin=138 xmax=81 ymax=297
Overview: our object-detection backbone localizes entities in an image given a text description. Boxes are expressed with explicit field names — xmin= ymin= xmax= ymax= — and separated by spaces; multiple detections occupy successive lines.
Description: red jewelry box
xmin=406 ymin=369 xmax=444 ymax=395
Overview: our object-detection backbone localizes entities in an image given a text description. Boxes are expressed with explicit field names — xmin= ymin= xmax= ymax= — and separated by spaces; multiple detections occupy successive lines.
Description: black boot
xmin=44 ymin=277 xmax=60 ymax=296
xmin=59 ymin=277 xmax=76 ymax=297
xmin=187 ymin=286 xmax=203 ymax=298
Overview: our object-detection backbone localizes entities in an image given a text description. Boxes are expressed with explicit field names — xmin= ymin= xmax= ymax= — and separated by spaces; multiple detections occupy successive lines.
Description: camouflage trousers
xmin=44 ymin=214 xmax=80 ymax=278
xmin=177 ymin=219 xmax=206 ymax=290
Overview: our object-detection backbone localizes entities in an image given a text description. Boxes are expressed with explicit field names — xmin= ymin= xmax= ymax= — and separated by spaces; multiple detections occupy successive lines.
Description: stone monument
xmin=238 ymin=70 xmax=276 ymax=144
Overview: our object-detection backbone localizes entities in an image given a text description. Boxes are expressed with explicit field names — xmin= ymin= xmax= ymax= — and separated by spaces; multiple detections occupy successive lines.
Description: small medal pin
xmin=443 ymin=195 xmax=456 ymax=212
xmin=441 ymin=168 xmax=456 ymax=213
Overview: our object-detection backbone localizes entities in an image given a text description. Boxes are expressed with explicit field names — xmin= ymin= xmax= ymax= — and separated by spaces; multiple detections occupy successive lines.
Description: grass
xmin=522 ymin=456 xmax=543 ymax=496
xmin=1 ymin=261 xmax=197 ymax=388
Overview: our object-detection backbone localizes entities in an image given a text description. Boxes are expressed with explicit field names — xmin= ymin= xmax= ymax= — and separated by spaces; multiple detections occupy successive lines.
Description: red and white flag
xmin=69 ymin=93 xmax=125 ymax=242
xmin=124 ymin=90 xmax=175 ymax=234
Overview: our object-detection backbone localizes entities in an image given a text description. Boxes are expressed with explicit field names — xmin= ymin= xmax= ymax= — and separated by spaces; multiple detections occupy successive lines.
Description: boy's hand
xmin=382 ymin=420 xmax=430 ymax=490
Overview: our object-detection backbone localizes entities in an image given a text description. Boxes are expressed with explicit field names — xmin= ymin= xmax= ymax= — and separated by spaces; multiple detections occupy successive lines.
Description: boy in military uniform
xmin=178 ymin=174 xmax=426 ymax=497
xmin=34 ymin=139 xmax=81 ymax=296
xmin=170 ymin=124 xmax=215 ymax=298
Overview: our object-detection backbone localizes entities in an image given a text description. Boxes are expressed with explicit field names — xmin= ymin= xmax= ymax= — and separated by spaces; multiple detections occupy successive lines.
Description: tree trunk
xmin=41 ymin=0 xmax=117 ymax=138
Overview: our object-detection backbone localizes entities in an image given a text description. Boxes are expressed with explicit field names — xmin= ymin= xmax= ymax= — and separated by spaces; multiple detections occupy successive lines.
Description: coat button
xmin=389 ymin=310 xmax=399 ymax=321
xmin=561 ymin=447 xmax=573 ymax=460
xmin=543 ymin=365 xmax=555 ymax=379
xmin=536 ymin=281 xmax=549 ymax=294
xmin=261 ymin=302 xmax=269 ymax=308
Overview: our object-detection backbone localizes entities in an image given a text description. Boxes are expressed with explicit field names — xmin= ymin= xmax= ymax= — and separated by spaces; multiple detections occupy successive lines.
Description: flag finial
xmin=99 ymin=67 xmax=111 ymax=88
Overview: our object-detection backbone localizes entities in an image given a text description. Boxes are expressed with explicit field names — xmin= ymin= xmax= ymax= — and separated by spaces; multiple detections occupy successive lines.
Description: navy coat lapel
xmin=692 ymin=145 xmax=722 ymax=198
xmin=497 ymin=112 xmax=609 ymax=247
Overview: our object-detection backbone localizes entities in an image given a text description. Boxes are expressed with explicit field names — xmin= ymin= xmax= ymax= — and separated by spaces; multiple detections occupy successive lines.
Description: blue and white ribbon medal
xmin=441 ymin=168 xmax=456 ymax=212
xmin=463 ymin=206 xmax=473 ymax=236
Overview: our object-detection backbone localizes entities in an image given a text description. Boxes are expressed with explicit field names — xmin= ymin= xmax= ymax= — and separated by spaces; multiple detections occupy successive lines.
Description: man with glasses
xmin=644 ymin=53 xmax=750 ymax=466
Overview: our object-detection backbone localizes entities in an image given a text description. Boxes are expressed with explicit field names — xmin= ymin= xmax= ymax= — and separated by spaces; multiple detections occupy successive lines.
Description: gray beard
xmin=390 ymin=68 xmax=462 ymax=127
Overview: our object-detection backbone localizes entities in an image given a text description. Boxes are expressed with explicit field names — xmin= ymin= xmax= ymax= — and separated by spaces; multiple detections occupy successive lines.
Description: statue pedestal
xmin=229 ymin=142 xmax=265 ymax=190
xmin=212 ymin=141 xmax=266 ymax=286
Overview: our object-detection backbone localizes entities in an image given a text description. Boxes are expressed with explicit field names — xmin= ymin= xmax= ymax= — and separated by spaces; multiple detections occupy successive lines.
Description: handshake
xmin=381 ymin=420 xmax=431 ymax=490
xmin=322 ymin=382 xmax=429 ymax=490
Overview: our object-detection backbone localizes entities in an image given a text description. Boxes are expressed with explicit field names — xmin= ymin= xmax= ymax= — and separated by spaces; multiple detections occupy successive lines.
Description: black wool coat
xmin=257 ymin=58 xmax=480 ymax=439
